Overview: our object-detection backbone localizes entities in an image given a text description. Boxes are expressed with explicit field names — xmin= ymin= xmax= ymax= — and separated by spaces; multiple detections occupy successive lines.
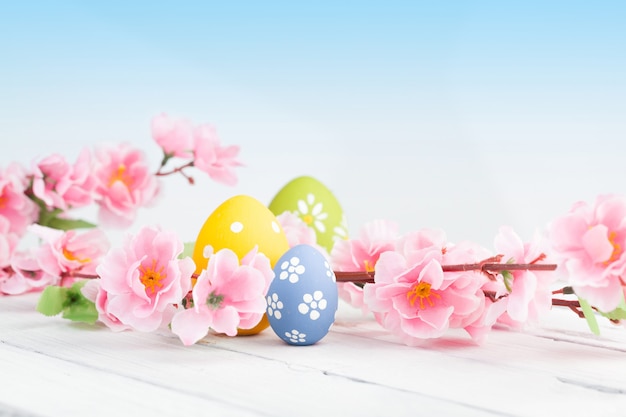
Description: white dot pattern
xmin=284 ymin=329 xmax=307 ymax=344
xmin=230 ymin=221 xmax=244 ymax=233
xmin=203 ymin=245 xmax=214 ymax=259
xmin=298 ymin=291 xmax=327 ymax=321
xmin=266 ymin=293 xmax=284 ymax=320
xmin=278 ymin=256 xmax=305 ymax=283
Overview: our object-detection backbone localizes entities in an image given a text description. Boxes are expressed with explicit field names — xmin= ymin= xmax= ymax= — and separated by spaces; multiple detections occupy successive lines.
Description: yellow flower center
xmin=302 ymin=214 xmax=313 ymax=225
xmin=108 ymin=164 xmax=133 ymax=188
xmin=139 ymin=259 xmax=166 ymax=294
xmin=62 ymin=248 xmax=90 ymax=263
xmin=364 ymin=260 xmax=376 ymax=273
xmin=406 ymin=282 xmax=440 ymax=310
xmin=606 ymin=230 xmax=623 ymax=264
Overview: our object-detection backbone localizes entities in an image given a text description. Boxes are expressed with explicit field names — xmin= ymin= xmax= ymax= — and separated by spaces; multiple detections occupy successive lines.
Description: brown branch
xmin=334 ymin=262 xmax=557 ymax=283
xmin=552 ymin=299 xmax=585 ymax=318
xmin=155 ymin=161 xmax=195 ymax=184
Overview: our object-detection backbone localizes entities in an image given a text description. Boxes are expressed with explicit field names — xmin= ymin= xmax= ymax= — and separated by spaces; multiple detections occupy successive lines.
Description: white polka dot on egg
xmin=271 ymin=221 xmax=280 ymax=233
xmin=203 ymin=245 xmax=214 ymax=259
xmin=230 ymin=221 xmax=244 ymax=233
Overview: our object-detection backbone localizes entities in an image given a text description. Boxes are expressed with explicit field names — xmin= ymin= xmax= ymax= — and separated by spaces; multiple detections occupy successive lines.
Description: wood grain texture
xmin=1 ymin=293 xmax=626 ymax=417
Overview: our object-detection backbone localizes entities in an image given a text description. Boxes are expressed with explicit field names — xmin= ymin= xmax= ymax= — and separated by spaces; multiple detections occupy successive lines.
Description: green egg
xmin=269 ymin=176 xmax=348 ymax=253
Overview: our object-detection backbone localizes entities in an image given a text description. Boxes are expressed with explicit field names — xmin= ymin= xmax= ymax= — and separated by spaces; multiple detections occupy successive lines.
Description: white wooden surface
xmin=2 ymin=293 xmax=626 ymax=417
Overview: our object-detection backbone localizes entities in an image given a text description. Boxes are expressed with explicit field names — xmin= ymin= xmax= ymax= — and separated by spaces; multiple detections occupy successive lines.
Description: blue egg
xmin=266 ymin=244 xmax=338 ymax=346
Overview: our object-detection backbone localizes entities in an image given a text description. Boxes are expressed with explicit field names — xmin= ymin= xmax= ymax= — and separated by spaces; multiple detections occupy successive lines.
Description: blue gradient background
xmin=1 ymin=1 xmax=625 ymax=246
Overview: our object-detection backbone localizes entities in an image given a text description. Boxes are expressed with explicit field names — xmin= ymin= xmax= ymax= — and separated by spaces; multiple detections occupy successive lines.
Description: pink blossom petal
xmin=418 ymin=305 xmax=454 ymax=331
xmin=507 ymin=271 xmax=537 ymax=323
xmin=210 ymin=306 xmax=241 ymax=336
xmin=373 ymin=251 xmax=407 ymax=284
xmin=397 ymin=310 xmax=450 ymax=339
xmin=550 ymin=213 xmax=589 ymax=253
xmin=419 ymin=259 xmax=444 ymax=289
xmin=595 ymin=195 xmax=626 ymax=232
xmin=574 ymin=276 xmax=623 ymax=313
xmin=494 ymin=226 xmax=524 ymax=262
xmin=582 ymin=225 xmax=614 ymax=264
xmin=171 ymin=308 xmax=213 ymax=346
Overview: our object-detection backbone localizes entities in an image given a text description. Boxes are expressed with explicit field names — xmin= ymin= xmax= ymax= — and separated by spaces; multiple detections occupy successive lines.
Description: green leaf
xmin=62 ymin=300 xmax=98 ymax=324
xmin=579 ymin=297 xmax=600 ymax=335
xmin=501 ymin=270 xmax=513 ymax=292
xmin=598 ymin=297 xmax=626 ymax=321
xmin=37 ymin=281 xmax=98 ymax=324
xmin=160 ymin=152 xmax=174 ymax=167
xmin=46 ymin=217 xmax=97 ymax=231
xmin=37 ymin=286 xmax=68 ymax=316
xmin=180 ymin=241 xmax=195 ymax=259
xmin=36 ymin=207 xmax=63 ymax=228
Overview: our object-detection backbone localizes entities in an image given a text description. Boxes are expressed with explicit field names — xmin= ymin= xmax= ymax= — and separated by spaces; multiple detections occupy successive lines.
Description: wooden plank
xmin=2 ymin=294 xmax=626 ymax=416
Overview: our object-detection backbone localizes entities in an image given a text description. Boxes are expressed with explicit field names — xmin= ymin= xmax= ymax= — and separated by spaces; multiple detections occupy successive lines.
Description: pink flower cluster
xmin=331 ymin=221 xmax=555 ymax=344
xmin=84 ymin=226 xmax=194 ymax=332
xmin=81 ymin=226 xmax=273 ymax=345
xmin=171 ymin=246 xmax=274 ymax=345
xmin=0 ymin=225 xmax=109 ymax=295
xmin=550 ymin=194 xmax=626 ymax=312
xmin=152 ymin=113 xmax=243 ymax=186
xmin=0 ymin=142 xmax=157 ymax=294
xmin=0 ymin=113 xmax=243 ymax=296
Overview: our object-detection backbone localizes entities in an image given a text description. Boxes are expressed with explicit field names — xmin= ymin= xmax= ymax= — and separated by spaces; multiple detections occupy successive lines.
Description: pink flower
xmin=463 ymin=298 xmax=508 ymax=344
xmin=493 ymin=226 xmax=555 ymax=327
xmin=0 ymin=216 xmax=18 ymax=268
xmin=363 ymin=229 xmax=487 ymax=344
xmin=151 ymin=113 xmax=194 ymax=158
xmin=193 ymin=124 xmax=242 ymax=186
xmin=396 ymin=228 xmax=447 ymax=263
xmin=550 ymin=194 xmax=626 ymax=312
xmin=332 ymin=219 xmax=399 ymax=272
xmin=92 ymin=143 xmax=159 ymax=227
xmin=32 ymin=148 xmax=95 ymax=210
xmin=0 ymin=251 xmax=58 ymax=295
xmin=92 ymin=226 xmax=194 ymax=332
xmin=29 ymin=224 xmax=110 ymax=280
xmin=331 ymin=219 xmax=399 ymax=314
xmin=0 ymin=162 xmax=39 ymax=235
xmin=276 ymin=211 xmax=330 ymax=261
xmin=171 ymin=247 xmax=274 ymax=345
xmin=277 ymin=211 xmax=317 ymax=248
xmin=442 ymin=241 xmax=492 ymax=331
xmin=81 ymin=280 xmax=131 ymax=332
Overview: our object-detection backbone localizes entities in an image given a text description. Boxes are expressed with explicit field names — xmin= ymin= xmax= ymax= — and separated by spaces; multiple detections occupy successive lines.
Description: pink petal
xmin=595 ymin=195 xmax=626 ymax=232
xmin=418 ymin=305 xmax=454 ymax=331
xmin=494 ymin=226 xmax=524 ymax=262
xmin=419 ymin=259 xmax=444 ymax=289
xmin=574 ymin=276 xmax=623 ymax=313
xmin=171 ymin=308 xmax=213 ymax=346
xmin=550 ymin=213 xmax=589 ymax=252
xmin=507 ymin=271 xmax=537 ymax=322
xmin=210 ymin=306 xmax=241 ymax=336
xmin=397 ymin=312 xmax=448 ymax=339
xmin=373 ymin=251 xmax=407 ymax=284
xmin=582 ymin=225 xmax=614 ymax=264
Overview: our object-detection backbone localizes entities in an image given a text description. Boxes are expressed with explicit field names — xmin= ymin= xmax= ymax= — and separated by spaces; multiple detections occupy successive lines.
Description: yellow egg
xmin=192 ymin=195 xmax=290 ymax=335
xmin=192 ymin=194 xmax=289 ymax=273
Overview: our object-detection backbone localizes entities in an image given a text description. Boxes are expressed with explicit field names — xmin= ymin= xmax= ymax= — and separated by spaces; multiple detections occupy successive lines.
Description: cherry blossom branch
xmin=155 ymin=161 xmax=195 ymax=184
xmin=551 ymin=298 xmax=585 ymax=318
xmin=333 ymin=261 xmax=558 ymax=283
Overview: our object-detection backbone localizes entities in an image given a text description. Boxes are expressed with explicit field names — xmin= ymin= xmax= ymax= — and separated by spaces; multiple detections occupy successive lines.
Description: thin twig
xmin=334 ymin=262 xmax=557 ymax=283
